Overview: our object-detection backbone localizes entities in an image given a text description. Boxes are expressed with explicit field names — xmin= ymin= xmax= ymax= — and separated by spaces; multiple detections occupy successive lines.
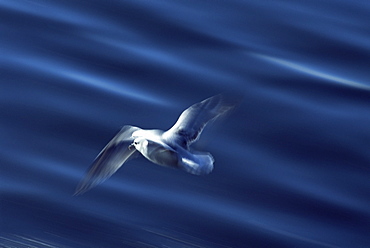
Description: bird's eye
xmin=134 ymin=141 xmax=138 ymax=145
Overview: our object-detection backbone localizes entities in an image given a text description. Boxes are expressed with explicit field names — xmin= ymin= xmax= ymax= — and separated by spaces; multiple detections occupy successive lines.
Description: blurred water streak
xmin=1 ymin=0 xmax=370 ymax=247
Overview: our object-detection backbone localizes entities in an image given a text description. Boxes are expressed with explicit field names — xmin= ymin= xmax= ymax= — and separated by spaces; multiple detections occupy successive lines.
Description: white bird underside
xmin=75 ymin=94 xmax=240 ymax=195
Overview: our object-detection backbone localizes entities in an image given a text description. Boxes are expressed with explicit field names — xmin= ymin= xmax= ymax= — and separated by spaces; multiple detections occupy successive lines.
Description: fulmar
xmin=75 ymin=94 xmax=240 ymax=195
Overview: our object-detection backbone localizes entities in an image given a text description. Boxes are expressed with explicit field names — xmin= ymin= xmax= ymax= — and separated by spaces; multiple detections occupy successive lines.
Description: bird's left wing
xmin=74 ymin=125 xmax=140 ymax=195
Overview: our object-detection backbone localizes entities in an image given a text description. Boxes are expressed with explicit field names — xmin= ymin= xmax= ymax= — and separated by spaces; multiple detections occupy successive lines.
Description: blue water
xmin=1 ymin=0 xmax=370 ymax=247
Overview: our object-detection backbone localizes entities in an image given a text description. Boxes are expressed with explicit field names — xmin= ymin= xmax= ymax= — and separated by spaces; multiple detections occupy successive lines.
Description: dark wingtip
xmin=203 ymin=93 xmax=243 ymax=118
xmin=73 ymin=183 xmax=89 ymax=196
xmin=73 ymin=191 xmax=82 ymax=197
xmin=203 ymin=93 xmax=243 ymax=127
xmin=218 ymin=93 xmax=244 ymax=109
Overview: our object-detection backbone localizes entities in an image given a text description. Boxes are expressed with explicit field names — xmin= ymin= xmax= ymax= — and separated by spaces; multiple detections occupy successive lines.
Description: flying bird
xmin=75 ymin=94 xmax=240 ymax=195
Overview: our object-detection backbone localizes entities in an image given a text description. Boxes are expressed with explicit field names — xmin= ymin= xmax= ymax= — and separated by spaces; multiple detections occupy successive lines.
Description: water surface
xmin=1 ymin=0 xmax=370 ymax=247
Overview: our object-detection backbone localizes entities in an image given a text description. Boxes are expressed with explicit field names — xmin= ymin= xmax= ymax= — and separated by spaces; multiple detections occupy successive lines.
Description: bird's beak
xmin=128 ymin=143 xmax=134 ymax=150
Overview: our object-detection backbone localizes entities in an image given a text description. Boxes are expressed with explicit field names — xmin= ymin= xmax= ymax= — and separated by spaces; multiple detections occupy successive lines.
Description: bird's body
xmin=75 ymin=94 xmax=239 ymax=195
xmin=131 ymin=131 xmax=179 ymax=168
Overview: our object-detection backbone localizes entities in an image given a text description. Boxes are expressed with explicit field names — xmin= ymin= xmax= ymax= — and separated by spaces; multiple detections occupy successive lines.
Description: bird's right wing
xmin=163 ymin=94 xmax=241 ymax=147
xmin=74 ymin=125 xmax=140 ymax=195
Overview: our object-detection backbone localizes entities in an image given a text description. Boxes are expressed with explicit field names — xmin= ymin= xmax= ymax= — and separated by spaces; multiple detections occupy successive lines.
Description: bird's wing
xmin=163 ymin=94 xmax=240 ymax=147
xmin=74 ymin=125 xmax=140 ymax=195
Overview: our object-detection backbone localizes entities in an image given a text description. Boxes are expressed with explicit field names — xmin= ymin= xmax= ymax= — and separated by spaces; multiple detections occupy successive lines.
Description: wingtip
xmin=73 ymin=191 xmax=82 ymax=197
xmin=218 ymin=93 xmax=244 ymax=108
xmin=73 ymin=185 xmax=87 ymax=196
xmin=73 ymin=180 xmax=95 ymax=196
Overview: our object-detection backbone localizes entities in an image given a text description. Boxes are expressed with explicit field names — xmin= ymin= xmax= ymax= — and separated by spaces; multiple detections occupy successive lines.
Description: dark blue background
xmin=1 ymin=0 xmax=370 ymax=247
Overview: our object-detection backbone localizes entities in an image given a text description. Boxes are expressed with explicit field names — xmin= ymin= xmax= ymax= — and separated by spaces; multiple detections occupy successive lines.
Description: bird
xmin=74 ymin=94 xmax=240 ymax=195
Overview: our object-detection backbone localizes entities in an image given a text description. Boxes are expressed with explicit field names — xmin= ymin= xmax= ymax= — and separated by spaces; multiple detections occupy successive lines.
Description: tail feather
xmin=179 ymin=153 xmax=214 ymax=175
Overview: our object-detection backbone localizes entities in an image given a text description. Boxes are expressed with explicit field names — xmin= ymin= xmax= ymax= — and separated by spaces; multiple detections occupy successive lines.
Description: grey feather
xmin=74 ymin=126 xmax=140 ymax=195
xmin=163 ymin=94 xmax=239 ymax=147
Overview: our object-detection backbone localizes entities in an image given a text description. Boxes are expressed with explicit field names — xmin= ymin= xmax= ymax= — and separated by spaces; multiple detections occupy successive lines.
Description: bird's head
xmin=130 ymin=137 xmax=148 ymax=151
